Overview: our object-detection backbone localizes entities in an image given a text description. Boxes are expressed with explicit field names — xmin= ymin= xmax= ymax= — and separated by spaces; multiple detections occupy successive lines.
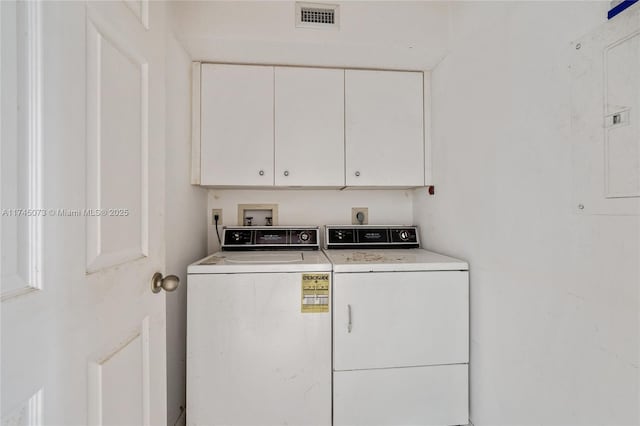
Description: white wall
xmin=164 ymin=30 xmax=208 ymax=426
xmin=414 ymin=2 xmax=639 ymax=425
xmin=171 ymin=0 xmax=450 ymax=70
xmin=207 ymin=189 xmax=414 ymax=252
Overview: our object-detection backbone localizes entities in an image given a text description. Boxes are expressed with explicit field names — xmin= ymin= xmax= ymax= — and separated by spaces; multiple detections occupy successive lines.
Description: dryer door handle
xmin=347 ymin=304 xmax=352 ymax=333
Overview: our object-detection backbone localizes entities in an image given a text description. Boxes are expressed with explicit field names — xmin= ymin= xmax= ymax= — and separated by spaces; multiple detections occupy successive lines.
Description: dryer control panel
xmin=325 ymin=225 xmax=419 ymax=249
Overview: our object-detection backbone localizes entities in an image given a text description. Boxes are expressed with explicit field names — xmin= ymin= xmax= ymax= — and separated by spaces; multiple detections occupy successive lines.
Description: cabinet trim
xmin=197 ymin=60 xmax=425 ymax=74
xmin=424 ymin=71 xmax=432 ymax=185
xmin=191 ymin=61 xmax=201 ymax=185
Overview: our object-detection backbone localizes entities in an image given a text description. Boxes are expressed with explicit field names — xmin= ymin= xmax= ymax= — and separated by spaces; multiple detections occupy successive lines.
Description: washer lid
xmin=188 ymin=250 xmax=332 ymax=274
xmin=323 ymin=249 xmax=468 ymax=272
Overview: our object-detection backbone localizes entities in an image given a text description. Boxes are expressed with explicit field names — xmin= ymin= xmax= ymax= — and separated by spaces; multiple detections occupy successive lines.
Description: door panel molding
xmin=88 ymin=316 xmax=151 ymax=426
xmin=123 ymin=0 xmax=149 ymax=30
xmin=0 ymin=387 xmax=43 ymax=426
xmin=85 ymin=13 xmax=149 ymax=273
xmin=1 ymin=0 xmax=43 ymax=301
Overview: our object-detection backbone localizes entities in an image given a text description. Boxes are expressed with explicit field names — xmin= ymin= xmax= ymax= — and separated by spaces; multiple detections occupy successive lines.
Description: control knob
xmin=399 ymin=230 xmax=411 ymax=241
xmin=299 ymin=231 xmax=310 ymax=242
xmin=232 ymin=232 xmax=243 ymax=241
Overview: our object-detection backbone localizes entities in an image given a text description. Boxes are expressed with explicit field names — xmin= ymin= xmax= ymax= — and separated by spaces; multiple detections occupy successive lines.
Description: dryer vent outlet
xmin=352 ymin=208 xmax=369 ymax=225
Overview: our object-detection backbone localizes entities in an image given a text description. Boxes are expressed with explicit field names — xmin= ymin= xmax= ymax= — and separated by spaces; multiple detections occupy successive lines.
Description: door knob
xmin=151 ymin=272 xmax=180 ymax=293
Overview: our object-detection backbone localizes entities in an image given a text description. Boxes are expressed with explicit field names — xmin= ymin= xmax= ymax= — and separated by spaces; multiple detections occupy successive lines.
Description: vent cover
xmin=296 ymin=2 xmax=339 ymax=29
xmin=301 ymin=7 xmax=334 ymax=24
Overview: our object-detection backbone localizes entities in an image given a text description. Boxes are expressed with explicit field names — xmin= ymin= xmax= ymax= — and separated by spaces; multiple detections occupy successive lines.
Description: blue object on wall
xmin=608 ymin=0 xmax=639 ymax=19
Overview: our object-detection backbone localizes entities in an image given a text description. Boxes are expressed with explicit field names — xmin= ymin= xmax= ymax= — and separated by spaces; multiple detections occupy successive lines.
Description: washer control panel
xmin=222 ymin=226 xmax=319 ymax=250
xmin=325 ymin=225 xmax=419 ymax=249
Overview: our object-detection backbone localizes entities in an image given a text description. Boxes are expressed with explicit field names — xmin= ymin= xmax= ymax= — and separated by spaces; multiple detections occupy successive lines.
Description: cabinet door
xmin=333 ymin=271 xmax=469 ymax=371
xmin=200 ymin=64 xmax=274 ymax=186
xmin=345 ymin=70 xmax=424 ymax=186
xmin=275 ymin=67 xmax=344 ymax=186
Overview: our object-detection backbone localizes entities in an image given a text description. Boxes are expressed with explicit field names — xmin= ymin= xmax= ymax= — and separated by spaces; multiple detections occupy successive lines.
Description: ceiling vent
xmin=296 ymin=2 xmax=339 ymax=29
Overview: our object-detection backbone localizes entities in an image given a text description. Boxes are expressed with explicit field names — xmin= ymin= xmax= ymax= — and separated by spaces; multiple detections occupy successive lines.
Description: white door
xmin=345 ymin=69 xmax=424 ymax=187
xmin=333 ymin=271 xmax=469 ymax=371
xmin=1 ymin=2 xmax=168 ymax=425
xmin=200 ymin=64 xmax=274 ymax=186
xmin=274 ymin=67 xmax=345 ymax=187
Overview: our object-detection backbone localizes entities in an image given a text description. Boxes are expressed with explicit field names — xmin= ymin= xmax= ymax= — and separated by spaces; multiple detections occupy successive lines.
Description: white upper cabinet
xmin=200 ymin=64 xmax=274 ymax=186
xmin=275 ymin=67 xmax=345 ymax=186
xmin=195 ymin=64 xmax=427 ymax=188
xmin=345 ymin=70 xmax=424 ymax=187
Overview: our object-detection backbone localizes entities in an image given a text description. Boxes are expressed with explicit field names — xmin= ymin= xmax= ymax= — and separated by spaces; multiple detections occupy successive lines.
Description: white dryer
xmin=324 ymin=225 xmax=470 ymax=426
xmin=187 ymin=226 xmax=332 ymax=426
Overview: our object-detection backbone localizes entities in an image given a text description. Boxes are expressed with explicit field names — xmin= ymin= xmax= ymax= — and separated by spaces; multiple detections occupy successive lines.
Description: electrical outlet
xmin=351 ymin=207 xmax=368 ymax=225
xmin=211 ymin=209 xmax=223 ymax=225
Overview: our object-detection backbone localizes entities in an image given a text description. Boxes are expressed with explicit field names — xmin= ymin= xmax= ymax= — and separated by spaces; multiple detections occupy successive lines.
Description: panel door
xmin=333 ymin=364 xmax=469 ymax=426
xmin=187 ymin=273 xmax=331 ymax=426
xmin=333 ymin=271 xmax=469 ymax=371
xmin=345 ymin=70 xmax=424 ymax=186
xmin=274 ymin=67 xmax=345 ymax=186
xmin=200 ymin=64 xmax=274 ymax=186
xmin=571 ymin=7 xmax=640 ymax=215
xmin=1 ymin=2 xmax=167 ymax=425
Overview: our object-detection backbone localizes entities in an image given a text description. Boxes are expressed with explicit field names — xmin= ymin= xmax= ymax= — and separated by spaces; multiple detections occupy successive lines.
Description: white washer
xmin=323 ymin=225 xmax=470 ymax=426
xmin=187 ymin=227 xmax=332 ymax=426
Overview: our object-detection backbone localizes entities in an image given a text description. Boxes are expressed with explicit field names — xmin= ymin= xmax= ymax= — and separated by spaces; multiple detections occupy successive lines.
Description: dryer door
xmin=333 ymin=270 xmax=469 ymax=370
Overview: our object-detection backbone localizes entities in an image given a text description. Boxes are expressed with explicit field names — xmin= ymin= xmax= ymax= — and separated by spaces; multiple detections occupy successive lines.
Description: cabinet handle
xmin=347 ymin=304 xmax=352 ymax=333
xmin=283 ymin=170 xmax=289 ymax=177
xmin=258 ymin=170 xmax=265 ymax=176
xmin=355 ymin=171 xmax=361 ymax=177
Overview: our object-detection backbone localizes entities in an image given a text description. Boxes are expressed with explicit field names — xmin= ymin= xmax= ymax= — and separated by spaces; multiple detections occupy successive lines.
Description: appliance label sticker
xmin=301 ymin=273 xmax=330 ymax=313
